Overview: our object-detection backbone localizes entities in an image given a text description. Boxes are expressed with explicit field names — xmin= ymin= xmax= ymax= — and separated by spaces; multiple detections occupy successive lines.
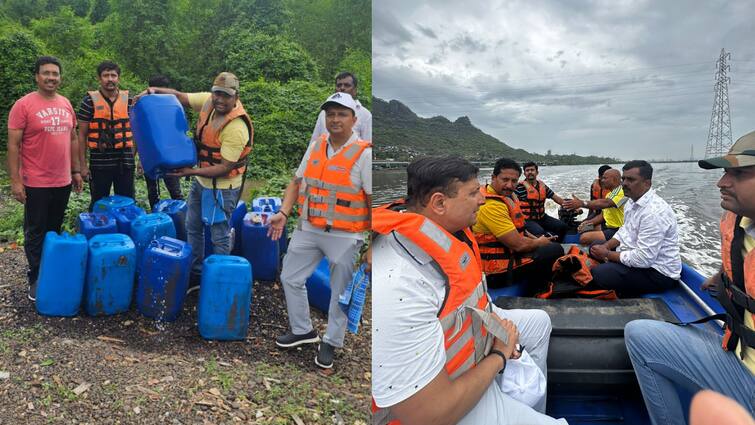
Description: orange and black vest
xmin=195 ymin=97 xmax=253 ymax=179
xmin=519 ymin=179 xmax=547 ymax=220
xmin=474 ymin=188 xmax=533 ymax=275
xmin=87 ymin=90 xmax=133 ymax=150
xmin=536 ymin=245 xmax=617 ymax=300
xmin=590 ymin=178 xmax=611 ymax=201
xmin=372 ymin=201 xmax=504 ymax=425
xmin=298 ymin=134 xmax=370 ymax=232
xmin=718 ymin=212 xmax=755 ymax=354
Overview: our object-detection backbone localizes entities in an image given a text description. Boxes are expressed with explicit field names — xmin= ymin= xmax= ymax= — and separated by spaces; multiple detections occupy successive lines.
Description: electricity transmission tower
xmin=705 ymin=49 xmax=733 ymax=158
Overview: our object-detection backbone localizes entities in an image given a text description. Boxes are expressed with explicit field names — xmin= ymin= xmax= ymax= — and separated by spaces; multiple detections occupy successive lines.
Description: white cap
xmin=320 ymin=92 xmax=357 ymax=113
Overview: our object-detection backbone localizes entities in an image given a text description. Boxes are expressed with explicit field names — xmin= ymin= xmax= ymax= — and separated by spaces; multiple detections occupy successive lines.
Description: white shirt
xmin=614 ymin=188 xmax=681 ymax=279
xmin=372 ymin=233 xmax=566 ymax=425
xmin=310 ymin=99 xmax=372 ymax=142
xmin=295 ymin=131 xmax=371 ymax=240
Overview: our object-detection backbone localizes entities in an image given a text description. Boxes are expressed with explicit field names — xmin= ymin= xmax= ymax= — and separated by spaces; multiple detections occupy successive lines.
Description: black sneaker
xmin=315 ymin=342 xmax=335 ymax=369
xmin=275 ymin=330 xmax=320 ymax=348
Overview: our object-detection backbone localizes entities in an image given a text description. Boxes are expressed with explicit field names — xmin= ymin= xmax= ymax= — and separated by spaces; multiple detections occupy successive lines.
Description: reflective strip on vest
xmin=298 ymin=136 xmax=370 ymax=232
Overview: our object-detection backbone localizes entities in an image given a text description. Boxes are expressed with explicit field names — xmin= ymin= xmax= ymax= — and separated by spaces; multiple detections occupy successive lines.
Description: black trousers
xmin=591 ymin=262 xmax=678 ymax=297
xmin=144 ymin=175 xmax=184 ymax=211
xmin=24 ymin=185 xmax=72 ymax=283
xmin=89 ymin=166 xmax=135 ymax=210
xmin=524 ymin=215 xmax=569 ymax=242
xmin=487 ymin=242 xmax=564 ymax=293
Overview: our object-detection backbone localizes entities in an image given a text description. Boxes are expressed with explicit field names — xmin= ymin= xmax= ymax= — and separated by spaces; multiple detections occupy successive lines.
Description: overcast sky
xmin=373 ymin=0 xmax=755 ymax=160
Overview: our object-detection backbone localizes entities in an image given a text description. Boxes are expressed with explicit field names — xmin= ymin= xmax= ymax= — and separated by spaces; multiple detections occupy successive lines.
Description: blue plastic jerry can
xmin=36 ymin=232 xmax=88 ymax=316
xmin=241 ymin=212 xmax=280 ymax=282
xmin=129 ymin=94 xmax=197 ymax=179
xmin=198 ymin=255 xmax=253 ymax=340
xmin=136 ymin=237 xmax=192 ymax=321
xmin=84 ymin=233 xmax=136 ymax=316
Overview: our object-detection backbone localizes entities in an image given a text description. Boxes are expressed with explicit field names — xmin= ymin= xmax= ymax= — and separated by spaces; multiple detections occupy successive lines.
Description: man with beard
xmin=514 ymin=162 xmax=569 ymax=241
xmin=137 ymin=72 xmax=253 ymax=290
xmin=473 ymin=158 xmax=564 ymax=290
xmin=624 ymin=133 xmax=755 ymax=424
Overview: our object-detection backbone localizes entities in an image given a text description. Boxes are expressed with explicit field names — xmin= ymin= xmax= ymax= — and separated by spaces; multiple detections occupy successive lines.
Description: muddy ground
xmin=0 ymin=246 xmax=371 ymax=424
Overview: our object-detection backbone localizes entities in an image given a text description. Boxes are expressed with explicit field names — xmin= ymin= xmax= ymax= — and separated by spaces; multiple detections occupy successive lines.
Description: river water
xmin=373 ymin=162 xmax=724 ymax=277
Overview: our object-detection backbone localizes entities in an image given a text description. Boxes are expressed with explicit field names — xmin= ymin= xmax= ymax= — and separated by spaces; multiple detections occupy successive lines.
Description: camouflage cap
xmin=699 ymin=130 xmax=755 ymax=169
xmin=211 ymin=72 xmax=239 ymax=96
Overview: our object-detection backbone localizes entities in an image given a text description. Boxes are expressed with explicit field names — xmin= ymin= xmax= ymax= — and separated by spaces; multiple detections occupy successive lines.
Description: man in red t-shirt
xmin=6 ymin=56 xmax=83 ymax=301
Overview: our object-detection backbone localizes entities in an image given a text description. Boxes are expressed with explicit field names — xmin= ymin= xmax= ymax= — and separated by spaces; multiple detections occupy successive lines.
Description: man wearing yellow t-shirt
xmin=567 ymin=169 xmax=627 ymax=244
xmin=624 ymin=130 xmax=755 ymax=424
xmin=137 ymin=72 xmax=253 ymax=288
xmin=472 ymin=158 xmax=564 ymax=289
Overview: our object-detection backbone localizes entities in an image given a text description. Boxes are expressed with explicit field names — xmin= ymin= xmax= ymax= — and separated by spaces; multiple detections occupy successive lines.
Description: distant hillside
xmin=373 ymin=97 xmax=617 ymax=165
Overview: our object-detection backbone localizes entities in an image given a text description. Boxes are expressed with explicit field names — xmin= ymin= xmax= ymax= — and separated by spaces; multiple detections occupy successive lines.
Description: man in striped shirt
xmin=77 ymin=61 xmax=135 ymax=210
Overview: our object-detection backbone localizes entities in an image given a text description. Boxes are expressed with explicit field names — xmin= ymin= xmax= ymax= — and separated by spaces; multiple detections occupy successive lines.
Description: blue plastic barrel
xmin=92 ymin=195 xmax=135 ymax=214
xmin=130 ymin=94 xmax=197 ymax=179
xmin=136 ymin=237 xmax=192 ymax=321
xmin=36 ymin=232 xmax=88 ymax=316
xmin=84 ymin=234 xmax=136 ymax=316
xmin=153 ymin=199 xmax=188 ymax=241
xmin=242 ymin=212 xmax=279 ymax=282
xmin=111 ymin=204 xmax=146 ymax=235
xmin=305 ymin=257 xmax=331 ymax=313
xmin=198 ymin=255 xmax=252 ymax=340
xmin=77 ymin=212 xmax=117 ymax=239
xmin=130 ymin=212 xmax=176 ymax=270
xmin=230 ymin=201 xmax=247 ymax=256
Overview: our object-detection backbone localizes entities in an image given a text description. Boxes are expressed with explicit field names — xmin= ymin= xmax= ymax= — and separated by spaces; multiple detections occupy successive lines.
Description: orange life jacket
xmin=474 ymin=187 xmax=533 ymax=275
xmin=372 ymin=201 xmax=500 ymax=425
xmin=195 ymin=97 xmax=253 ymax=179
xmin=519 ymin=179 xmax=548 ymax=220
xmin=718 ymin=212 xmax=755 ymax=353
xmin=536 ymin=245 xmax=618 ymax=300
xmin=590 ymin=178 xmax=611 ymax=201
xmin=297 ymin=134 xmax=371 ymax=232
xmin=86 ymin=90 xmax=133 ymax=150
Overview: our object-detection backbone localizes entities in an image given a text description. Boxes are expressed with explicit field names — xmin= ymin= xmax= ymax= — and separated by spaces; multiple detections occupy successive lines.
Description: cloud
xmin=373 ymin=0 xmax=755 ymax=159
xmin=416 ymin=24 xmax=437 ymax=39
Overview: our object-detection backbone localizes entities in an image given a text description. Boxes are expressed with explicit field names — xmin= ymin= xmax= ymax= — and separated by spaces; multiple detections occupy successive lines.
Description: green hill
xmin=373 ymin=97 xmax=617 ymax=165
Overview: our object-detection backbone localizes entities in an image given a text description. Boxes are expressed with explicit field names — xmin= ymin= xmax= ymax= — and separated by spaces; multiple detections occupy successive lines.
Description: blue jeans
xmin=186 ymin=179 xmax=239 ymax=275
xmin=625 ymin=319 xmax=755 ymax=425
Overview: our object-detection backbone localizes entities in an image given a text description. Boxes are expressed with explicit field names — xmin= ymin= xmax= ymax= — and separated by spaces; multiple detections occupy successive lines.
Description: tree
xmin=1 ymin=0 xmax=50 ymax=26
xmin=30 ymin=6 xmax=94 ymax=59
xmin=337 ymin=48 xmax=371 ymax=109
xmin=0 ymin=31 xmax=43 ymax=150
xmin=219 ymin=29 xmax=318 ymax=84
xmin=46 ymin=0 xmax=92 ymax=17
xmin=286 ymin=0 xmax=371 ymax=81
xmin=89 ymin=0 xmax=109 ymax=23
xmin=240 ymin=79 xmax=329 ymax=175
